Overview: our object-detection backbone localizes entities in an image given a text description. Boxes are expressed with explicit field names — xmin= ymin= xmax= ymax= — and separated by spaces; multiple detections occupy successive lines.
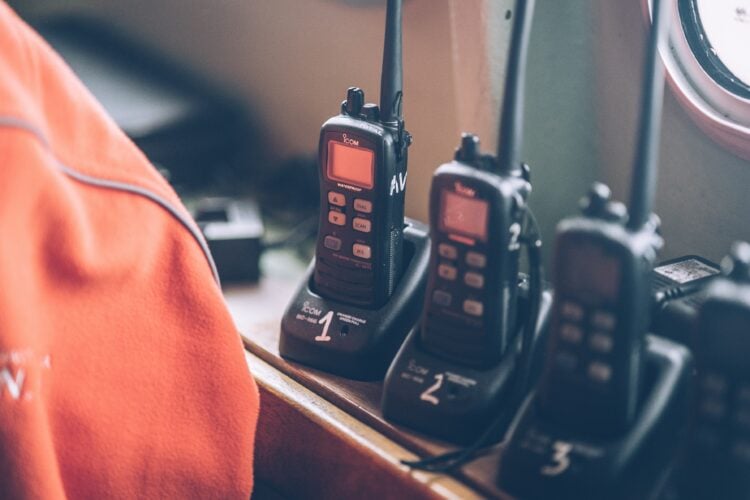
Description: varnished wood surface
xmin=246 ymin=351 xmax=482 ymax=499
xmin=224 ymin=257 xmax=511 ymax=499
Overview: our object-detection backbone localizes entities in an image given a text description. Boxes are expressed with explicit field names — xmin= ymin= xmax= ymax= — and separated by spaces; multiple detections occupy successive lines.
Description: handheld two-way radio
xmin=499 ymin=1 xmax=692 ymax=497
xmin=382 ymin=0 xmax=550 ymax=449
xmin=313 ymin=0 xmax=411 ymax=309
xmin=280 ymin=0 xmax=430 ymax=380
xmin=535 ymin=0 xmax=672 ymax=429
xmin=420 ymin=0 xmax=534 ymax=366
xmin=665 ymin=242 xmax=750 ymax=500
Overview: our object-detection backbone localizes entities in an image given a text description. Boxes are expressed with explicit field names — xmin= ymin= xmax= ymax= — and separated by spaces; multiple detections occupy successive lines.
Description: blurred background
xmin=9 ymin=0 xmax=750 ymax=266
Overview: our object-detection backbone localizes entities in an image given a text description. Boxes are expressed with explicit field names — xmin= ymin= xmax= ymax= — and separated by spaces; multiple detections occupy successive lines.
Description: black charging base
xmin=497 ymin=335 xmax=692 ymax=500
xmin=279 ymin=219 xmax=430 ymax=380
xmin=380 ymin=281 xmax=553 ymax=446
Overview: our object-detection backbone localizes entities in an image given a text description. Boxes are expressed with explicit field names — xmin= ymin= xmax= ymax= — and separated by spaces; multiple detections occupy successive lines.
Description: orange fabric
xmin=0 ymin=3 xmax=259 ymax=498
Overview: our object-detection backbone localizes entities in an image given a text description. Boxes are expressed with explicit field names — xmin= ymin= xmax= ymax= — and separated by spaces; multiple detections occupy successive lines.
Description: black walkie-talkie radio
xmin=535 ymin=180 xmax=662 ymax=433
xmin=421 ymin=139 xmax=529 ymax=366
xmin=313 ymin=0 xmax=411 ymax=309
xmin=499 ymin=1 xmax=692 ymax=497
xmin=664 ymin=242 xmax=750 ymax=500
xmin=280 ymin=0 xmax=431 ymax=380
xmin=382 ymin=0 xmax=551 ymax=447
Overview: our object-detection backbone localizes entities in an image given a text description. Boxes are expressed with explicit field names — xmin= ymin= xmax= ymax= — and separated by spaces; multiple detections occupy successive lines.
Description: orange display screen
xmin=440 ymin=190 xmax=489 ymax=241
xmin=327 ymin=141 xmax=374 ymax=189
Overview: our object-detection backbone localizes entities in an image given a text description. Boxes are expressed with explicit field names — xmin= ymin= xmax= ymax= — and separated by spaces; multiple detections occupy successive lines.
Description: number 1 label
xmin=314 ymin=310 xmax=334 ymax=342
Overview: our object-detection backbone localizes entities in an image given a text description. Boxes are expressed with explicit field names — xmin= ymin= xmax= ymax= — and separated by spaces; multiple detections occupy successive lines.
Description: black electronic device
xmin=279 ymin=0 xmax=429 ymax=379
xmin=535 ymin=181 xmax=663 ymax=433
xmin=193 ymin=198 xmax=264 ymax=283
xmin=498 ymin=0 xmax=693 ymax=497
xmin=382 ymin=0 xmax=550 ymax=448
xmin=663 ymin=243 xmax=750 ymax=500
xmin=313 ymin=0 xmax=411 ymax=309
xmin=280 ymin=219 xmax=430 ymax=380
xmin=420 ymin=134 xmax=530 ymax=367
xmin=650 ymin=254 xmax=720 ymax=345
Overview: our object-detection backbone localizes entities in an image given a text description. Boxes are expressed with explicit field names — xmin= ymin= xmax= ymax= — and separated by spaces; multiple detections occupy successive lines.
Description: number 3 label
xmin=540 ymin=440 xmax=572 ymax=477
xmin=314 ymin=310 xmax=334 ymax=342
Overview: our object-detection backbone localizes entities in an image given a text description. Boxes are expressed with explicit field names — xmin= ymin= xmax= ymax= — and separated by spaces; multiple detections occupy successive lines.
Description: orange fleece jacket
xmin=0 ymin=3 xmax=259 ymax=498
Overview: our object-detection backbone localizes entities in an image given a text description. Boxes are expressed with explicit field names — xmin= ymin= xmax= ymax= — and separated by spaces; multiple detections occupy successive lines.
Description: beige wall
xmin=16 ymin=0 xmax=460 ymax=222
xmin=13 ymin=0 xmax=603 ymax=262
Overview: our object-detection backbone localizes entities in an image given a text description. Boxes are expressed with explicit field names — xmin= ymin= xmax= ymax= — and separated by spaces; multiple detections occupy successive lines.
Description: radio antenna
xmin=497 ymin=0 xmax=535 ymax=176
xmin=627 ymin=0 xmax=670 ymax=230
xmin=380 ymin=0 xmax=403 ymax=127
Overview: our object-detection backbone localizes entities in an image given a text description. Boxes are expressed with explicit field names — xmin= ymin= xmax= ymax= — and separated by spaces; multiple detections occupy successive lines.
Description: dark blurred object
xmin=194 ymin=198 xmax=264 ymax=283
xmin=36 ymin=16 xmax=261 ymax=190
xmin=256 ymin=155 xmax=320 ymax=217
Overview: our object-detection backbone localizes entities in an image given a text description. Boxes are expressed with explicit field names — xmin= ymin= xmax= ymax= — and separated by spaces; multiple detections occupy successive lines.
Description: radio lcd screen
xmin=327 ymin=141 xmax=375 ymax=189
xmin=440 ymin=190 xmax=489 ymax=241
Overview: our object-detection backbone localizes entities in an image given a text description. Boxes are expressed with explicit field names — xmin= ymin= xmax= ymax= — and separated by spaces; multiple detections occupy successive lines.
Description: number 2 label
xmin=420 ymin=373 xmax=444 ymax=406
xmin=508 ymin=222 xmax=521 ymax=251
xmin=314 ymin=310 xmax=334 ymax=342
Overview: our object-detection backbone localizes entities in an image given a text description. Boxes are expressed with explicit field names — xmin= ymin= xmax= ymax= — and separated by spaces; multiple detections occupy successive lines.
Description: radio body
xmin=313 ymin=90 xmax=409 ymax=309
xmin=421 ymin=157 xmax=529 ymax=367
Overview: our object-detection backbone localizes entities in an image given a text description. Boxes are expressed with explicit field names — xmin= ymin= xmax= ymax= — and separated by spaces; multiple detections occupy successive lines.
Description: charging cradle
xmin=279 ymin=219 xmax=430 ymax=380
xmin=497 ymin=335 xmax=692 ymax=500
xmin=380 ymin=279 xmax=552 ymax=445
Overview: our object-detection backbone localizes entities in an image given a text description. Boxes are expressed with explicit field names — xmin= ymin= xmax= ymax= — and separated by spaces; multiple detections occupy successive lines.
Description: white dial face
xmin=696 ymin=0 xmax=750 ymax=86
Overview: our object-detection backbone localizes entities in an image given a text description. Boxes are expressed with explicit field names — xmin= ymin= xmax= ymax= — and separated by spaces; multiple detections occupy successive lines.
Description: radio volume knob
xmin=362 ymin=103 xmax=380 ymax=121
xmin=455 ymin=133 xmax=480 ymax=163
xmin=345 ymin=87 xmax=365 ymax=116
xmin=725 ymin=241 xmax=750 ymax=282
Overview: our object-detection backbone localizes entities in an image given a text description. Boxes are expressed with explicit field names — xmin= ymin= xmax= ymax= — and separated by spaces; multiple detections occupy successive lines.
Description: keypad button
xmin=591 ymin=311 xmax=616 ymax=331
xmin=466 ymin=251 xmax=487 ymax=268
xmin=702 ymin=373 xmax=728 ymax=395
xmin=559 ymin=323 xmax=583 ymax=344
xmin=328 ymin=191 xmax=346 ymax=207
xmin=694 ymin=425 xmax=721 ymax=448
xmin=734 ymin=410 xmax=750 ymax=430
xmin=463 ymin=299 xmax=484 ymax=317
xmin=560 ymin=301 xmax=584 ymax=322
xmin=432 ymin=290 xmax=452 ymax=307
xmin=699 ymin=398 xmax=727 ymax=421
xmin=731 ymin=441 xmax=750 ymax=464
xmin=352 ymin=244 xmax=372 ymax=259
xmin=438 ymin=243 xmax=458 ymax=260
xmin=328 ymin=211 xmax=346 ymax=226
xmin=323 ymin=236 xmax=342 ymax=251
xmin=555 ymin=351 xmax=578 ymax=372
xmin=464 ymin=272 xmax=485 ymax=289
xmin=589 ymin=332 xmax=614 ymax=353
xmin=438 ymin=264 xmax=458 ymax=281
xmin=353 ymin=198 xmax=372 ymax=213
xmin=352 ymin=217 xmax=372 ymax=233
xmin=588 ymin=362 xmax=612 ymax=383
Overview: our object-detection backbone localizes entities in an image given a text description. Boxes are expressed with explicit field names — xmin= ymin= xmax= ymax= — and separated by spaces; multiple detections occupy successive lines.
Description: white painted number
xmin=540 ymin=440 xmax=573 ymax=477
xmin=420 ymin=373 xmax=444 ymax=406
xmin=508 ymin=222 xmax=522 ymax=251
xmin=314 ymin=310 xmax=334 ymax=342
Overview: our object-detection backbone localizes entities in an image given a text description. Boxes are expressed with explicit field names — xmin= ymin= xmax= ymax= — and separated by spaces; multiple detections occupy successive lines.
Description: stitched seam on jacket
xmin=0 ymin=115 xmax=220 ymax=284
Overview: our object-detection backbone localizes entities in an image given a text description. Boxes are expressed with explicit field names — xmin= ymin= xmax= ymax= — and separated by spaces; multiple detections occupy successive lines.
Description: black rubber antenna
xmin=380 ymin=0 xmax=403 ymax=127
xmin=496 ymin=0 xmax=535 ymax=176
xmin=627 ymin=0 xmax=670 ymax=230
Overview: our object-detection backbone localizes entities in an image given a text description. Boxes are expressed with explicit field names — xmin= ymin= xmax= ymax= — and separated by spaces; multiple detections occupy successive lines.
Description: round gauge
xmin=646 ymin=0 xmax=750 ymax=160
